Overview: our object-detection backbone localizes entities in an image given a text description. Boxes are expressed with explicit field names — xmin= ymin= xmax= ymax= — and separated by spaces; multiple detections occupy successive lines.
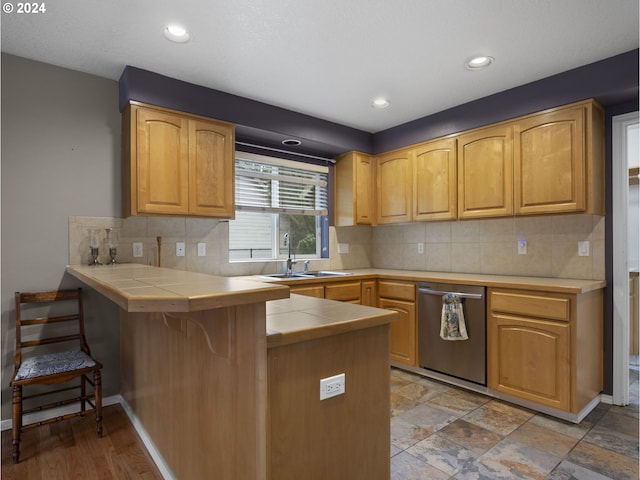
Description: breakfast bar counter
xmin=66 ymin=264 xmax=397 ymax=480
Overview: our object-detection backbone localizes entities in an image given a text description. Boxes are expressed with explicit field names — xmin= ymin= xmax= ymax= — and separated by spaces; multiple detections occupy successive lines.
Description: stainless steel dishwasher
xmin=418 ymin=282 xmax=486 ymax=385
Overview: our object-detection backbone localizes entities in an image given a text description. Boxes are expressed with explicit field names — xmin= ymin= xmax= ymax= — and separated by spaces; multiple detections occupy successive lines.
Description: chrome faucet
xmin=284 ymin=232 xmax=296 ymax=276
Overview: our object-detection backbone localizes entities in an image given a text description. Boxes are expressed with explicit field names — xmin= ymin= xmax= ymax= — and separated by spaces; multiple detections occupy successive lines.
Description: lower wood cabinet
xmin=361 ymin=280 xmax=377 ymax=307
xmin=289 ymin=280 xmax=363 ymax=303
xmin=289 ymin=285 xmax=324 ymax=298
xmin=378 ymin=280 xmax=417 ymax=366
xmin=325 ymin=281 xmax=363 ymax=303
xmin=488 ymin=288 xmax=602 ymax=414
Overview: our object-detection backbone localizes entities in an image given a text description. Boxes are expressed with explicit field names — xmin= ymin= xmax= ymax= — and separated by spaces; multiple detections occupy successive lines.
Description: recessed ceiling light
xmin=282 ymin=139 xmax=302 ymax=146
xmin=465 ymin=56 xmax=494 ymax=70
xmin=371 ymin=98 xmax=390 ymax=109
xmin=163 ymin=25 xmax=191 ymax=43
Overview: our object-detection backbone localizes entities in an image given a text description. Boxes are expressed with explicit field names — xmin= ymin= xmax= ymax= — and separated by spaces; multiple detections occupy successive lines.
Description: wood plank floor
xmin=1 ymin=404 xmax=162 ymax=479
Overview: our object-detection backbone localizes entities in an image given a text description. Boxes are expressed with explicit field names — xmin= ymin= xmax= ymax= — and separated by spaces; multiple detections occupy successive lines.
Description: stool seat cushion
xmin=15 ymin=350 xmax=97 ymax=381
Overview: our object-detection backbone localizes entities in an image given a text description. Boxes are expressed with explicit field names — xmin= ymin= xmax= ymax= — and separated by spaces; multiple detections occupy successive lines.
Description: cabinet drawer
xmin=490 ymin=290 xmax=570 ymax=321
xmin=290 ymin=285 xmax=324 ymax=298
xmin=325 ymin=282 xmax=361 ymax=303
xmin=378 ymin=281 xmax=415 ymax=302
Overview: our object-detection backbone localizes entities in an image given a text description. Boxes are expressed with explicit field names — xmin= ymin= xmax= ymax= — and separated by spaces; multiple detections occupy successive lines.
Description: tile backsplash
xmin=68 ymin=216 xmax=372 ymax=276
xmin=372 ymin=214 xmax=605 ymax=280
xmin=69 ymin=213 xmax=604 ymax=280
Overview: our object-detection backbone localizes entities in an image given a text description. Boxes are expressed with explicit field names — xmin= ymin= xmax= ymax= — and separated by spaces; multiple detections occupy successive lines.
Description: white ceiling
xmin=2 ymin=0 xmax=638 ymax=133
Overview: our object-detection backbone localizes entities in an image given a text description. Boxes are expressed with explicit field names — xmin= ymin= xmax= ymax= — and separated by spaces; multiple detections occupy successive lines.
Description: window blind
xmin=235 ymin=153 xmax=329 ymax=215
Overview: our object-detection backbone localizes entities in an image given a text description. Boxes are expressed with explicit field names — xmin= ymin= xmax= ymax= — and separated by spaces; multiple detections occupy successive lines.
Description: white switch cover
xmin=197 ymin=242 xmax=206 ymax=256
xmin=176 ymin=242 xmax=186 ymax=257
xmin=578 ymin=241 xmax=590 ymax=257
xmin=418 ymin=243 xmax=424 ymax=254
xmin=337 ymin=243 xmax=349 ymax=254
xmin=133 ymin=242 xmax=143 ymax=257
xmin=517 ymin=239 xmax=527 ymax=255
xmin=320 ymin=373 xmax=345 ymax=400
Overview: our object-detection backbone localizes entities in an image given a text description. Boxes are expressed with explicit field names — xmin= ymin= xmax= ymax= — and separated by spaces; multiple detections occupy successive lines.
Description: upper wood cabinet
xmin=335 ymin=151 xmax=375 ymax=226
xmin=514 ymin=100 xmax=604 ymax=215
xmin=376 ymin=149 xmax=413 ymax=224
xmin=457 ymin=124 xmax=514 ymax=219
xmin=413 ymin=137 xmax=457 ymax=221
xmin=122 ymin=102 xmax=235 ymax=218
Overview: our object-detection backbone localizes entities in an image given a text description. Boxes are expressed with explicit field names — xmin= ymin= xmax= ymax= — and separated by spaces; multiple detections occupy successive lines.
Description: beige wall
xmin=1 ymin=54 xmax=122 ymax=420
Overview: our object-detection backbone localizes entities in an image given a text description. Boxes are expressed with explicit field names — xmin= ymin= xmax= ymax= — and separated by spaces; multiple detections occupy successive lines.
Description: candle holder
xmin=89 ymin=247 xmax=102 ymax=266
xmin=105 ymin=228 xmax=119 ymax=264
xmin=108 ymin=247 xmax=119 ymax=264
xmin=88 ymin=229 xmax=102 ymax=265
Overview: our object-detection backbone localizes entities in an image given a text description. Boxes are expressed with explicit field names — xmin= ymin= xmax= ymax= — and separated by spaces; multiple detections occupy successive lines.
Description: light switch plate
xmin=132 ymin=242 xmax=143 ymax=258
xmin=176 ymin=242 xmax=186 ymax=257
xmin=418 ymin=243 xmax=424 ymax=254
xmin=197 ymin=242 xmax=206 ymax=257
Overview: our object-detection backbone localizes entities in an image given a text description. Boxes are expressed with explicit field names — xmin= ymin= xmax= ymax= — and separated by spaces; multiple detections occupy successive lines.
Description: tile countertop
xmin=66 ymin=263 xmax=290 ymax=312
xmin=266 ymin=294 xmax=397 ymax=348
xmin=253 ymin=269 xmax=606 ymax=294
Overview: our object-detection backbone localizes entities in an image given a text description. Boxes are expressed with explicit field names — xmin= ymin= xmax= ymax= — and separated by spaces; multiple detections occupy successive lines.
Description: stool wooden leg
xmin=94 ymin=370 xmax=103 ymax=437
xmin=12 ymin=385 xmax=22 ymax=464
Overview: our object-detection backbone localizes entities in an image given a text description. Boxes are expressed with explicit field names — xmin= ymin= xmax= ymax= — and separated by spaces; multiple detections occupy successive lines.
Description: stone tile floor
xmin=390 ymin=367 xmax=640 ymax=480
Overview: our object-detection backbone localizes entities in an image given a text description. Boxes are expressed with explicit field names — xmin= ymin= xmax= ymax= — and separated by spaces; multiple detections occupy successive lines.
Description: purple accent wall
xmin=119 ymin=67 xmax=372 ymax=157
xmin=373 ymin=49 xmax=639 ymax=153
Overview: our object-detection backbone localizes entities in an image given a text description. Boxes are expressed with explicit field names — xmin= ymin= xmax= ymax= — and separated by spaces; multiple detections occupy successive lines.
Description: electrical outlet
xmin=176 ymin=242 xmax=186 ymax=257
xmin=578 ymin=241 xmax=590 ymax=257
xmin=132 ymin=242 xmax=143 ymax=257
xmin=337 ymin=243 xmax=349 ymax=254
xmin=320 ymin=373 xmax=345 ymax=400
xmin=517 ymin=239 xmax=527 ymax=255
xmin=197 ymin=242 xmax=206 ymax=257
xmin=418 ymin=243 xmax=424 ymax=254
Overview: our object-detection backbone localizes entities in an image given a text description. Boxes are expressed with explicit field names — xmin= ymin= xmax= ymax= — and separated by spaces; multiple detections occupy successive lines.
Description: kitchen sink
xmin=261 ymin=273 xmax=311 ymax=279
xmin=304 ymin=271 xmax=352 ymax=277
xmin=261 ymin=271 xmax=352 ymax=280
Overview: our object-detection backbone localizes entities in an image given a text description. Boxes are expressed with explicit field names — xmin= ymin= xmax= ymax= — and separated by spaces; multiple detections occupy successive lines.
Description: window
xmin=229 ymin=152 xmax=330 ymax=262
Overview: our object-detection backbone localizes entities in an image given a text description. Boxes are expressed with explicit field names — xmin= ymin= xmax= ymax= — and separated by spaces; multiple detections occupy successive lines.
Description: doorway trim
xmin=612 ymin=111 xmax=638 ymax=405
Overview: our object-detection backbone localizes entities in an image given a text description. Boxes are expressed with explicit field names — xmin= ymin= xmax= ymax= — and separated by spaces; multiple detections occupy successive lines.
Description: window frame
xmin=229 ymin=151 xmax=330 ymax=263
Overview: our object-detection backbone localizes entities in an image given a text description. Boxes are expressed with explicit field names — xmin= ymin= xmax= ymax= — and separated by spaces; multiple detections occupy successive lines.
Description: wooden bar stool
xmin=10 ymin=288 xmax=103 ymax=463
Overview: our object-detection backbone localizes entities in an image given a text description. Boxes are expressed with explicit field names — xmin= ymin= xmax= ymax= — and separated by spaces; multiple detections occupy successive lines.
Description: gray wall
xmin=1 ymin=54 xmax=122 ymax=420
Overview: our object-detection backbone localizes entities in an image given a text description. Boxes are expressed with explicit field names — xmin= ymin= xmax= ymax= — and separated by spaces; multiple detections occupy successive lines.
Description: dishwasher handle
xmin=418 ymin=287 xmax=484 ymax=300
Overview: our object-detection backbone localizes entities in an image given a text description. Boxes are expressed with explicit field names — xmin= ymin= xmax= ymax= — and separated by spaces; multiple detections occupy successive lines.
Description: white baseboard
xmin=0 ymin=394 xmax=121 ymax=432
xmin=600 ymin=393 xmax=614 ymax=404
xmin=119 ymin=398 xmax=175 ymax=480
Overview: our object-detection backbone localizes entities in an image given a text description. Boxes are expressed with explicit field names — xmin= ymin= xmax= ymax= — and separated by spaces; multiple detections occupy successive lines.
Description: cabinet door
xmin=488 ymin=314 xmax=570 ymax=411
xmin=325 ymin=281 xmax=361 ymax=303
xmin=376 ymin=150 xmax=412 ymax=224
xmin=514 ymin=106 xmax=585 ymax=215
xmin=355 ymin=153 xmax=375 ymax=225
xmin=188 ymin=119 xmax=235 ymax=217
xmin=458 ymin=125 xmax=513 ymax=219
xmin=379 ymin=297 xmax=416 ymax=366
xmin=413 ymin=138 xmax=457 ymax=221
xmin=136 ymin=107 xmax=189 ymax=215
xmin=335 ymin=152 xmax=375 ymax=226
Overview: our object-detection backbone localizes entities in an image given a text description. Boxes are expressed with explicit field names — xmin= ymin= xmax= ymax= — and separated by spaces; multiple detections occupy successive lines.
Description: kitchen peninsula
xmin=66 ymin=264 xmax=397 ymax=480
